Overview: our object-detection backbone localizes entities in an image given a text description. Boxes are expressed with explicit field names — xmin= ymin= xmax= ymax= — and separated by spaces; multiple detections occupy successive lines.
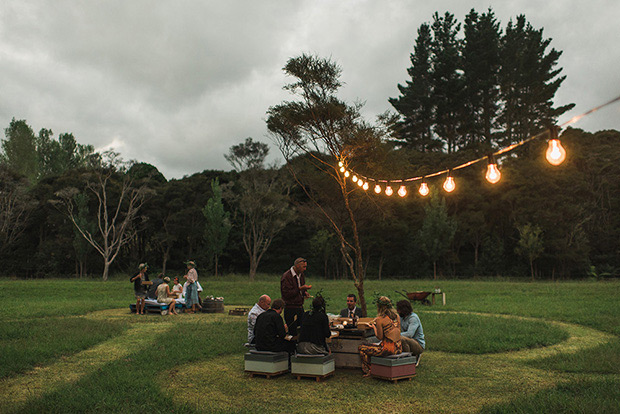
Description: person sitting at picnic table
xmin=358 ymin=296 xmax=402 ymax=377
xmin=183 ymin=260 xmax=201 ymax=313
xmin=156 ymin=276 xmax=179 ymax=315
xmin=254 ymin=298 xmax=295 ymax=354
xmin=297 ymin=296 xmax=331 ymax=355
xmin=339 ymin=293 xmax=363 ymax=319
xmin=396 ymin=300 xmax=425 ymax=360
xmin=171 ymin=277 xmax=183 ymax=298
xmin=130 ymin=263 xmax=150 ymax=315
xmin=247 ymin=294 xmax=271 ymax=344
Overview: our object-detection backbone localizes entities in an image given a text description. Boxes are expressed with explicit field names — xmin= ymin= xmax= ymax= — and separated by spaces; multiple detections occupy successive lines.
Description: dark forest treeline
xmin=1 ymin=120 xmax=619 ymax=280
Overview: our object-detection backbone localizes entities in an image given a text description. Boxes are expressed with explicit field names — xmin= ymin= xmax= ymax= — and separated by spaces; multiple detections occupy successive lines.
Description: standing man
xmin=339 ymin=294 xmax=363 ymax=318
xmin=280 ymin=257 xmax=311 ymax=336
xmin=247 ymin=294 xmax=271 ymax=343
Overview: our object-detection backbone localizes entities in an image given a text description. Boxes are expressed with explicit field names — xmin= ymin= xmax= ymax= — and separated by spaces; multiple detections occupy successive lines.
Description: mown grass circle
xmin=421 ymin=312 xmax=569 ymax=354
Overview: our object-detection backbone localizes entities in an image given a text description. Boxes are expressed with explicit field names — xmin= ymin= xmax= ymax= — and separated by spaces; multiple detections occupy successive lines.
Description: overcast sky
xmin=1 ymin=1 xmax=619 ymax=179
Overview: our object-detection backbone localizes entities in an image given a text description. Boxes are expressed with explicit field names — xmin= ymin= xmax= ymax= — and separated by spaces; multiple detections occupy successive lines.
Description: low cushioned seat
xmin=291 ymin=354 xmax=335 ymax=378
xmin=244 ymin=351 xmax=289 ymax=375
xmin=370 ymin=354 xmax=416 ymax=380
xmin=385 ymin=352 xmax=412 ymax=359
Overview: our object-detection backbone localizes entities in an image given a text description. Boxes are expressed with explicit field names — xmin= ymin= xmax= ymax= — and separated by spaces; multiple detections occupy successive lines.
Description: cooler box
xmin=291 ymin=354 xmax=335 ymax=377
xmin=370 ymin=353 xmax=416 ymax=380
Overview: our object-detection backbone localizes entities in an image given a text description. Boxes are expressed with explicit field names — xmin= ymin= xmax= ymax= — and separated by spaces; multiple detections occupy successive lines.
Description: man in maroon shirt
xmin=280 ymin=257 xmax=311 ymax=336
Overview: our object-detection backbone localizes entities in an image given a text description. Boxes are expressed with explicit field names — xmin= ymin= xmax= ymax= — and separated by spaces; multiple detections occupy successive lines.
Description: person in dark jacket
xmin=297 ymin=296 xmax=331 ymax=354
xmin=280 ymin=257 xmax=311 ymax=336
xmin=339 ymin=293 xmax=364 ymax=318
xmin=254 ymin=298 xmax=295 ymax=353
xmin=130 ymin=263 xmax=150 ymax=315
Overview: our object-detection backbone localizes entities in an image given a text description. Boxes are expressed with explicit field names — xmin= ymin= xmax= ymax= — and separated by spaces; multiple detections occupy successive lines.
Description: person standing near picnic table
xmin=280 ymin=257 xmax=311 ymax=337
xmin=130 ymin=263 xmax=150 ymax=315
xmin=156 ymin=276 xmax=179 ymax=315
xmin=358 ymin=296 xmax=402 ymax=377
xmin=183 ymin=260 xmax=200 ymax=313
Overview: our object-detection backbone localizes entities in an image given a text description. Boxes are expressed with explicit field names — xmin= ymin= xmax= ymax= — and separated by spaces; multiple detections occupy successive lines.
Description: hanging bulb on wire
xmin=546 ymin=127 xmax=566 ymax=166
xmin=344 ymin=170 xmax=350 ymax=178
xmin=397 ymin=185 xmax=407 ymax=197
xmin=419 ymin=181 xmax=429 ymax=197
xmin=357 ymin=179 xmax=363 ymax=187
xmin=362 ymin=182 xmax=369 ymax=191
xmin=338 ymin=161 xmax=344 ymax=168
xmin=443 ymin=172 xmax=455 ymax=193
xmin=374 ymin=184 xmax=381 ymax=194
xmin=385 ymin=185 xmax=393 ymax=196
xmin=352 ymin=175 xmax=358 ymax=183
xmin=485 ymin=156 xmax=501 ymax=184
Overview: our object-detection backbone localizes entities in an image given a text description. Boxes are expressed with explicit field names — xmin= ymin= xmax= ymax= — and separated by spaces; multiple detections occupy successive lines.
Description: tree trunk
xmin=214 ymin=255 xmax=219 ymax=277
xmin=530 ymin=259 xmax=534 ymax=281
xmin=378 ymin=253 xmax=384 ymax=281
xmin=102 ymin=261 xmax=110 ymax=281
xmin=249 ymin=257 xmax=258 ymax=281
xmin=433 ymin=261 xmax=437 ymax=280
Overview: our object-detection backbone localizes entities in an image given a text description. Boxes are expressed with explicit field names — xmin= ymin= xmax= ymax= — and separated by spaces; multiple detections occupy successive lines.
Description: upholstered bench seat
xmin=291 ymin=354 xmax=335 ymax=381
xmin=244 ymin=350 xmax=289 ymax=378
xmin=370 ymin=352 xmax=416 ymax=382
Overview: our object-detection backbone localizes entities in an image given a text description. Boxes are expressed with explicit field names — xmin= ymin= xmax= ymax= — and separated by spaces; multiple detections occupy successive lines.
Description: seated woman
xmin=297 ymin=296 xmax=331 ymax=355
xmin=358 ymin=296 xmax=402 ymax=377
xmin=156 ymin=276 xmax=179 ymax=315
xmin=171 ymin=277 xmax=183 ymax=299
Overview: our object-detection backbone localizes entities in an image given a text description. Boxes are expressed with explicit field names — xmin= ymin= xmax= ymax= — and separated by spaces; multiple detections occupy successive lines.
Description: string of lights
xmin=337 ymin=94 xmax=620 ymax=197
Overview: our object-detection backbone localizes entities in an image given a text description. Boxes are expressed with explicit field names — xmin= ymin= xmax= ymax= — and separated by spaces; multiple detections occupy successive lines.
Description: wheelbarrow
xmin=396 ymin=290 xmax=432 ymax=305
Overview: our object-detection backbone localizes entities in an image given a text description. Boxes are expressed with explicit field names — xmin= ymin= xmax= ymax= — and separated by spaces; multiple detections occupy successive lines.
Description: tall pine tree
xmin=389 ymin=23 xmax=439 ymax=151
xmin=498 ymin=15 xmax=574 ymax=145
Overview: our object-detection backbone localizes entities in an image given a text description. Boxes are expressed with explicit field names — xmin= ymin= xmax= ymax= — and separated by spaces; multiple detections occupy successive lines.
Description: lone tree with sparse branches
xmin=267 ymin=54 xmax=383 ymax=316
xmin=54 ymin=152 xmax=152 ymax=281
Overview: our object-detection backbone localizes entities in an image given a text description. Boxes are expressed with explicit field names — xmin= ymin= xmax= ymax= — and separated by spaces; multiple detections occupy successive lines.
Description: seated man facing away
xmin=254 ymin=298 xmax=295 ymax=354
xmin=339 ymin=294 xmax=363 ymax=318
xmin=396 ymin=300 xmax=425 ymax=357
xmin=247 ymin=294 xmax=271 ymax=344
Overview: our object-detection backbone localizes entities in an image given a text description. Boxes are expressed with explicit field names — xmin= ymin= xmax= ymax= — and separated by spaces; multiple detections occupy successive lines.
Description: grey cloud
xmin=1 ymin=0 xmax=618 ymax=179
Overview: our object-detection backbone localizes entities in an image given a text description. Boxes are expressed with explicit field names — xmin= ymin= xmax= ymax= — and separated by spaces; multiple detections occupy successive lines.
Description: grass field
xmin=0 ymin=276 xmax=619 ymax=413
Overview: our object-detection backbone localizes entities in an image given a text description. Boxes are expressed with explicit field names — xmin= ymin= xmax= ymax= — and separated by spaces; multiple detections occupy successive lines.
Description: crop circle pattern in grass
xmin=422 ymin=312 xmax=569 ymax=354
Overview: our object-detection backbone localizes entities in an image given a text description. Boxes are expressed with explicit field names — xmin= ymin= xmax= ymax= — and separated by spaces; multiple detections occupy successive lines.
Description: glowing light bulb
xmin=339 ymin=166 xmax=345 ymax=173
xmin=338 ymin=161 xmax=343 ymax=167
xmin=362 ymin=182 xmax=369 ymax=191
xmin=357 ymin=179 xmax=363 ymax=187
xmin=374 ymin=184 xmax=381 ymax=194
xmin=443 ymin=176 xmax=455 ymax=193
xmin=344 ymin=170 xmax=350 ymax=178
xmin=486 ymin=163 xmax=501 ymax=184
xmin=397 ymin=185 xmax=407 ymax=197
xmin=546 ymin=139 xmax=566 ymax=166
xmin=352 ymin=175 xmax=358 ymax=182
xmin=385 ymin=186 xmax=393 ymax=196
xmin=419 ymin=182 xmax=429 ymax=197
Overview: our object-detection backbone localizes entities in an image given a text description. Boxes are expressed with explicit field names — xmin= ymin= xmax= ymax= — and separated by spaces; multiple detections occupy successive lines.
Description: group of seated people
xmin=130 ymin=262 xmax=203 ymax=315
xmin=246 ymin=292 xmax=425 ymax=376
